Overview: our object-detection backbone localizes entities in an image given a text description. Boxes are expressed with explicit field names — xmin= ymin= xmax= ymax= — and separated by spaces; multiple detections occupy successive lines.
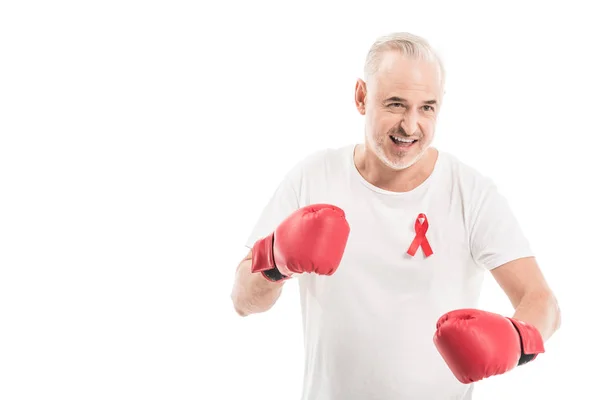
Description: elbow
xmin=230 ymin=291 xmax=250 ymax=317
xmin=551 ymin=293 xmax=562 ymax=333
xmin=518 ymin=288 xmax=561 ymax=341
xmin=230 ymin=290 xmax=264 ymax=317
xmin=543 ymin=289 xmax=561 ymax=333
xmin=232 ymin=304 xmax=249 ymax=317
xmin=230 ymin=291 xmax=276 ymax=317
xmin=540 ymin=290 xmax=562 ymax=339
xmin=234 ymin=305 xmax=249 ymax=317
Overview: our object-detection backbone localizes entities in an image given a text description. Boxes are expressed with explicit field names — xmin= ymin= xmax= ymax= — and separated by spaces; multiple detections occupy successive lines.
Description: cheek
xmin=369 ymin=112 xmax=398 ymax=134
xmin=420 ymin=118 xmax=436 ymax=134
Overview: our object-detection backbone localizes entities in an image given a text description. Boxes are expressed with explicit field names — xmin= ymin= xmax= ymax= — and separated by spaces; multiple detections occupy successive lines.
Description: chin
xmin=381 ymin=156 xmax=420 ymax=170
xmin=380 ymin=146 xmax=429 ymax=171
xmin=366 ymin=133 xmax=431 ymax=171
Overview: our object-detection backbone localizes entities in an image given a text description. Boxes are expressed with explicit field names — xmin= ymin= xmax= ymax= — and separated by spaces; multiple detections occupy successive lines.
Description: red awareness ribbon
xmin=407 ymin=213 xmax=433 ymax=257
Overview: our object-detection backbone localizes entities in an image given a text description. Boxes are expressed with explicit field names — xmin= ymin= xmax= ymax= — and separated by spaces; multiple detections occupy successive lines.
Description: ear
xmin=354 ymin=78 xmax=367 ymax=115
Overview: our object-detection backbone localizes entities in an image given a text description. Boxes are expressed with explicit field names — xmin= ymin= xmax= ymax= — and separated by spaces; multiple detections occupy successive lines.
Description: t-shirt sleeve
xmin=244 ymin=160 xmax=305 ymax=250
xmin=469 ymin=180 xmax=535 ymax=270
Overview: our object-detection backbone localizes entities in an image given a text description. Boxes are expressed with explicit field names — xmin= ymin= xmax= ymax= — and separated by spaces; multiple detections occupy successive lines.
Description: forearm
xmin=512 ymin=290 xmax=561 ymax=341
xmin=230 ymin=256 xmax=285 ymax=317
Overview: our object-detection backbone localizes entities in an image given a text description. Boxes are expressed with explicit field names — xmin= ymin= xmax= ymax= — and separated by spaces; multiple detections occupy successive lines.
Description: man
xmin=230 ymin=32 xmax=561 ymax=399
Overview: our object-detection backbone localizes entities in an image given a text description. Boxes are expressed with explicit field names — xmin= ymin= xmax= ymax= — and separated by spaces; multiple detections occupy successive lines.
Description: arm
xmin=491 ymin=256 xmax=561 ymax=341
xmin=230 ymin=249 xmax=286 ymax=317
xmin=434 ymin=180 xmax=560 ymax=383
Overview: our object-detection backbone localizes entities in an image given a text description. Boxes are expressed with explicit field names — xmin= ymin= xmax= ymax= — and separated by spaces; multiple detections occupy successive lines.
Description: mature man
xmin=231 ymin=32 xmax=561 ymax=399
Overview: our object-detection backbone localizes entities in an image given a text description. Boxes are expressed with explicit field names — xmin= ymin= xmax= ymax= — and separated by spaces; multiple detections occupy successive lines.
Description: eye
xmin=423 ymin=105 xmax=435 ymax=112
xmin=389 ymin=103 xmax=405 ymax=108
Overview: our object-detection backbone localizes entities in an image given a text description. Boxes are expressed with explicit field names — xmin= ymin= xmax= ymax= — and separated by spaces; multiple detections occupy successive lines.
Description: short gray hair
xmin=364 ymin=32 xmax=445 ymax=90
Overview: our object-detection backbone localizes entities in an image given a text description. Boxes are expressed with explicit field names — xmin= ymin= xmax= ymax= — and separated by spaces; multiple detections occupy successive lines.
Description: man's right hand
xmin=250 ymin=204 xmax=351 ymax=282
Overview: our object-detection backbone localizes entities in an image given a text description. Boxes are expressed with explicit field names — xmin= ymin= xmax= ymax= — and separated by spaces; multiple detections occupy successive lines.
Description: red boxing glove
xmin=433 ymin=309 xmax=545 ymax=384
xmin=251 ymin=204 xmax=350 ymax=282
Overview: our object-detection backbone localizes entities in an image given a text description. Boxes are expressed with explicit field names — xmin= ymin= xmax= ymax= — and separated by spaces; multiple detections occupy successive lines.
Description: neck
xmin=354 ymin=145 xmax=438 ymax=192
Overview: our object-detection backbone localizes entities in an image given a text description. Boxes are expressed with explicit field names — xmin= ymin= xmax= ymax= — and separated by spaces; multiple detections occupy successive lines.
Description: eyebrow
xmin=385 ymin=96 xmax=437 ymax=105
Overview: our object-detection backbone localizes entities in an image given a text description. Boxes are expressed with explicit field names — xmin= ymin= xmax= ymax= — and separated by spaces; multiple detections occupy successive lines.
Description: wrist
xmin=507 ymin=317 xmax=546 ymax=366
xmin=251 ymin=233 xmax=289 ymax=282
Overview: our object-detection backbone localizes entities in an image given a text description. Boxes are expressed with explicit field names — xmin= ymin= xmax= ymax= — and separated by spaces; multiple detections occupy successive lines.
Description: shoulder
xmin=438 ymin=150 xmax=497 ymax=194
xmin=291 ymin=143 xmax=355 ymax=176
xmin=438 ymin=151 xmax=519 ymax=233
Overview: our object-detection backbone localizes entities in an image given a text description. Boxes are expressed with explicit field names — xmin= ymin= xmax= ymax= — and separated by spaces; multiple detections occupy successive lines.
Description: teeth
xmin=392 ymin=136 xmax=415 ymax=143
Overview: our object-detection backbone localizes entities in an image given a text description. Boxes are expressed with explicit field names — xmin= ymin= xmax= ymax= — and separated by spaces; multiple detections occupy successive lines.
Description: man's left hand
xmin=433 ymin=308 xmax=545 ymax=384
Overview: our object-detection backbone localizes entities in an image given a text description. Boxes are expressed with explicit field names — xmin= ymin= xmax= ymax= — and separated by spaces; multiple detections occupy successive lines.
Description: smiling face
xmin=355 ymin=51 xmax=443 ymax=170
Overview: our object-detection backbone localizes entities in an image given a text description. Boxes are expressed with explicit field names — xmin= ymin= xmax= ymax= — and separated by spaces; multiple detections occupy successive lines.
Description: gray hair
xmin=364 ymin=32 xmax=445 ymax=90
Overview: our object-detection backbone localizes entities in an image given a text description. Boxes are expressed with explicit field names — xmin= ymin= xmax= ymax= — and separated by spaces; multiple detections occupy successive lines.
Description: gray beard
xmin=367 ymin=133 xmax=429 ymax=171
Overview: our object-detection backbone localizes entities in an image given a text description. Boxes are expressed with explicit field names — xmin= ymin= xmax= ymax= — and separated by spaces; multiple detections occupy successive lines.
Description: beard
xmin=366 ymin=128 xmax=431 ymax=171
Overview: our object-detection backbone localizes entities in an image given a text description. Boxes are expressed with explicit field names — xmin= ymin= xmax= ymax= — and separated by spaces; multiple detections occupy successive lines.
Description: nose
xmin=400 ymin=109 xmax=419 ymax=136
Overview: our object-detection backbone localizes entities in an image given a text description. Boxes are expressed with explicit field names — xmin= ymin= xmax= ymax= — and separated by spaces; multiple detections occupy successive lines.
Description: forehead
xmin=370 ymin=51 xmax=442 ymax=100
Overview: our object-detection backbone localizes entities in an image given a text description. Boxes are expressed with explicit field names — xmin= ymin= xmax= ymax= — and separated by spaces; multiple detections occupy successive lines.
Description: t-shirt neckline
xmin=349 ymin=144 xmax=443 ymax=196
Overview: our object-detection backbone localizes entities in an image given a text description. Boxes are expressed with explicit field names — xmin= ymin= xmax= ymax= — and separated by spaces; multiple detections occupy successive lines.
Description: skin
xmin=492 ymin=256 xmax=561 ymax=341
xmin=231 ymin=249 xmax=283 ymax=317
xmin=354 ymin=50 xmax=442 ymax=193
xmin=232 ymin=50 xmax=561 ymax=346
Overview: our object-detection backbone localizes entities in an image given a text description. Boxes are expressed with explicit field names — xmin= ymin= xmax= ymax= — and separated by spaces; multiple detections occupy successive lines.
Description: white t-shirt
xmin=245 ymin=144 xmax=534 ymax=400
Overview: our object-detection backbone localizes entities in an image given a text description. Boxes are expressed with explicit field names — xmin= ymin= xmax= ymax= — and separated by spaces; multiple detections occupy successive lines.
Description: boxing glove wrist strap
xmin=250 ymin=233 xmax=289 ymax=282
xmin=261 ymin=267 xmax=288 ymax=281
xmin=507 ymin=317 xmax=545 ymax=366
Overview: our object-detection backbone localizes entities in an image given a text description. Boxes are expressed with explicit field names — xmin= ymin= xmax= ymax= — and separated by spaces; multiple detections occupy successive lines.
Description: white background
xmin=1 ymin=1 xmax=599 ymax=399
